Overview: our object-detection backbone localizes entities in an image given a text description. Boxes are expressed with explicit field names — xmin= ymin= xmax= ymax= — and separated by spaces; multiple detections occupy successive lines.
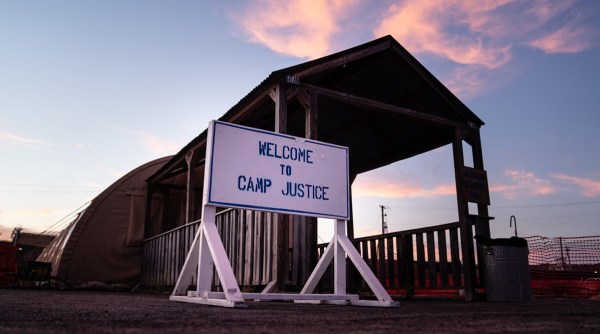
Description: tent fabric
xmin=37 ymin=157 xmax=171 ymax=285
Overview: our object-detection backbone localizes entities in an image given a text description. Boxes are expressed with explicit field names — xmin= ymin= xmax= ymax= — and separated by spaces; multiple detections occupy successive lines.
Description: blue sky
xmin=1 ymin=0 xmax=599 ymax=241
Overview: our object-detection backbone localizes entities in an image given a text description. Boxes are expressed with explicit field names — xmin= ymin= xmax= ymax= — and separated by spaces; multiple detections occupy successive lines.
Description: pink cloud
xmin=371 ymin=0 xmax=594 ymax=97
xmin=551 ymin=173 xmax=600 ymax=197
xmin=527 ymin=0 xmax=579 ymax=24
xmin=0 ymin=131 xmax=45 ymax=150
xmin=235 ymin=0 xmax=359 ymax=59
xmin=373 ymin=1 xmax=513 ymax=69
xmin=445 ymin=66 xmax=487 ymax=98
xmin=492 ymin=170 xmax=556 ymax=199
xmin=353 ymin=178 xmax=455 ymax=199
xmin=529 ymin=26 xmax=594 ymax=53
xmin=231 ymin=0 xmax=596 ymax=97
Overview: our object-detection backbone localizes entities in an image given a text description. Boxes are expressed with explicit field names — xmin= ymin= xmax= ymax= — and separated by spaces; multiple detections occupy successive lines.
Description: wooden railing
xmin=318 ymin=222 xmax=477 ymax=297
xmin=142 ymin=215 xmax=479 ymax=297
xmin=141 ymin=219 xmax=200 ymax=288
xmin=141 ymin=208 xmax=277 ymax=288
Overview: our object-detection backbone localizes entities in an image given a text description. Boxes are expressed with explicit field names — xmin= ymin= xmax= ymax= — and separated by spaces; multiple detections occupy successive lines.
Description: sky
xmin=1 ymin=0 xmax=599 ymax=242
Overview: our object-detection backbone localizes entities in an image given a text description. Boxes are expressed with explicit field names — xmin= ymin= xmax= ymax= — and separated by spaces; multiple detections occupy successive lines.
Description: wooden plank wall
xmin=216 ymin=209 xmax=276 ymax=286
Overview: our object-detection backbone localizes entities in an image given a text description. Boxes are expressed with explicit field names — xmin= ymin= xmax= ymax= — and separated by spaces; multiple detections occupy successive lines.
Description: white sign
xmin=206 ymin=120 xmax=349 ymax=219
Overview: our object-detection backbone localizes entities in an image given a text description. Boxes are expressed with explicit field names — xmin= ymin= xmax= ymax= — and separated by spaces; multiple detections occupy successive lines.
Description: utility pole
xmin=379 ymin=205 xmax=389 ymax=234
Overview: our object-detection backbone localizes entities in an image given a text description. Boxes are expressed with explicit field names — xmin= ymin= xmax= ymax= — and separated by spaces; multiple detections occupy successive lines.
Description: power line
xmin=493 ymin=200 xmax=600 ymax=209
xmin=41 ymin=201 xmax=91 ymax=235
xmin=510 ymin=213 xmax=600 ymax=222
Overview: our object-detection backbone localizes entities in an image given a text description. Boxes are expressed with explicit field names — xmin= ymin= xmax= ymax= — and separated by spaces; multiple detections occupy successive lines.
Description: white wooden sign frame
xmin=170 ymin=121 xmax=398 ymax=308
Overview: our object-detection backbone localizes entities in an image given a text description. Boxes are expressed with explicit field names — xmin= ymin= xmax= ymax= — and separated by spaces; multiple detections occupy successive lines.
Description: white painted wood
xmin=334 ymin=219 xmax=346 ymax=295
xmin=294 ymin=300 xmax=350 ymax=305
xmin=349 ymin=300 xmax=400 ymax=307
xmin=196 ymin=213 xmax=213 ymax=295
xmin=171 ymin=120 xmax=397 ymax=308
xmin=201 ymin=213 xmax=245 ymax=303
xmin=254 ymin=280 xmax=278 ymax=301
xmin=204 ymin=292 xmax=359 ymax=301
xmin=171 ymin=222 xmax=201 ymax=296
xmin=300 ymin=238 xmax=334 ymax=294
xmin=206 ymin=121 xmax=350 ymax=220
xmin=337 ymin=231 xmax=397 ymax=305
xmin=170 ymin=295 xmax=246 ymax=308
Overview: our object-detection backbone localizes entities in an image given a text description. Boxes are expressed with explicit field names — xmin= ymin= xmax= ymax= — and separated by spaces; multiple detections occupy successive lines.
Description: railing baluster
xmin=416 ymin=233 xmax=426 ymax=287
xmin=387 ymin=236 xmax=396 ymax=288
xmin=401 ymin=234 xmax=414 ymax=298
xmin=378 ymin=238 xmax=386 ymax=285
xmin=449 ymin=227 xmax=462 ymax=287
xmin=438 ymin=230 xmax=449 ymax=288
xmin=426 ymin=231 xmax=437 ymax=288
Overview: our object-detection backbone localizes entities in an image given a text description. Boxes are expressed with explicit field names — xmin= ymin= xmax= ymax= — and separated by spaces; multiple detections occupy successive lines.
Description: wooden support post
xmin=304 ymin=88 xmax=317 ymax=140
xmin=468 ymin=126 xmax=492 ymax=293
xmin=185 ymin=149 xmax=201 ymax=224
xmin=452 ymin=127 xmax=477 ymax=301
xmin=274 ymin=82 xmax=287 ymax=134
xmin=273 ymin=82 xmax=289 ymax=291
xmin=304 ymin=87 xmax=318 ymax=285
xmin=470 ymin=127 xmax=491 ymax=236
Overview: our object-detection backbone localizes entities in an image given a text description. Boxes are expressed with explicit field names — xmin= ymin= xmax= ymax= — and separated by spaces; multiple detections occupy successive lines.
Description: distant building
xmin=11 ymin=229 xmax=55 ymax=266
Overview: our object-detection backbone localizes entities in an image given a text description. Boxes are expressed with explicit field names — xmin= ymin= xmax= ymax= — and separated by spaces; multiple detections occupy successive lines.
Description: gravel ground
xmin=1 ymin=289 xmax=599 ymax=333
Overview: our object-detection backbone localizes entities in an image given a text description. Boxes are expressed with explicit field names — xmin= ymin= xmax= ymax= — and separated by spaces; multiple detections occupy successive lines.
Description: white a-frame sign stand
xmin=170 ymin=121 xmax=398 ymax=308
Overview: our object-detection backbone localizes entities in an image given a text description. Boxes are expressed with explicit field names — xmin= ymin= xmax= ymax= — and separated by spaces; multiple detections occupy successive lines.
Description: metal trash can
xmin=477 ymin=236 xmax=532 ymax=301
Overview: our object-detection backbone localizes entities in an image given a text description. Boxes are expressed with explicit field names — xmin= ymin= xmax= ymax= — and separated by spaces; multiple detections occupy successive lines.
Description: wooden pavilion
xmin=141 ymin=35 xmax=492 ymax=301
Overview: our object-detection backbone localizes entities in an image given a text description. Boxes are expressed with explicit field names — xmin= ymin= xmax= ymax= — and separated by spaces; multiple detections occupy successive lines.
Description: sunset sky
xmin=1 ymin=0 xmax=599 ymax=242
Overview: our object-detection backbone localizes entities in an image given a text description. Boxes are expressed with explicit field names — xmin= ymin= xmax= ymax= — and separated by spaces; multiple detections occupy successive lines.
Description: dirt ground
xmin=1 ymin=289 xmax=599 ymax=333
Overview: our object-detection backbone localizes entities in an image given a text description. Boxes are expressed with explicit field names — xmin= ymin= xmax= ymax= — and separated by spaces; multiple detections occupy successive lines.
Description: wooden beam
xmin=299 ymin=83 xmax=468 ymax=129
xmin=147 ymin=137 xmax=207 ymax=184
xmin=293 ymin=40 xmax=391 ymax=79
xmin=351 ymin=134 xmax=452 ymax=175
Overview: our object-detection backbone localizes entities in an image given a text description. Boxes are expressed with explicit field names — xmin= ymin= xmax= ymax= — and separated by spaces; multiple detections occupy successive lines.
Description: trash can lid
xmin=474 ymin=235 xmax=528 ymax=247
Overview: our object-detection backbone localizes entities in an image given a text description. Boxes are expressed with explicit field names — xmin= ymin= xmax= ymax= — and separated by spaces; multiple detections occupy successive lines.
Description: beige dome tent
xmin=37 ymin=156 xmax=171 ymax=286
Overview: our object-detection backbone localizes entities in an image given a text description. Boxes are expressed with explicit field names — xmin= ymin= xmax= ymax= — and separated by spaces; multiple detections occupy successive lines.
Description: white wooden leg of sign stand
xmin=170 ymin=205 xmax=247 ymax=308
xmin=172 ymin=215 xmax=396 ymax=308
xmin=171 ymin=222 xmax=201 ymax=296
xmin=334 ymin=219 xmax=346 ymax=295
xmin=297 ymin=219 xmax=399 ymax=307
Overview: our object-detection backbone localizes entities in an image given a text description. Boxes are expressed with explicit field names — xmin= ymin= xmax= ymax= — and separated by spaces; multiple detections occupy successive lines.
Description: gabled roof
xmin=149 ymin=35 xmax=483 ymax=185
